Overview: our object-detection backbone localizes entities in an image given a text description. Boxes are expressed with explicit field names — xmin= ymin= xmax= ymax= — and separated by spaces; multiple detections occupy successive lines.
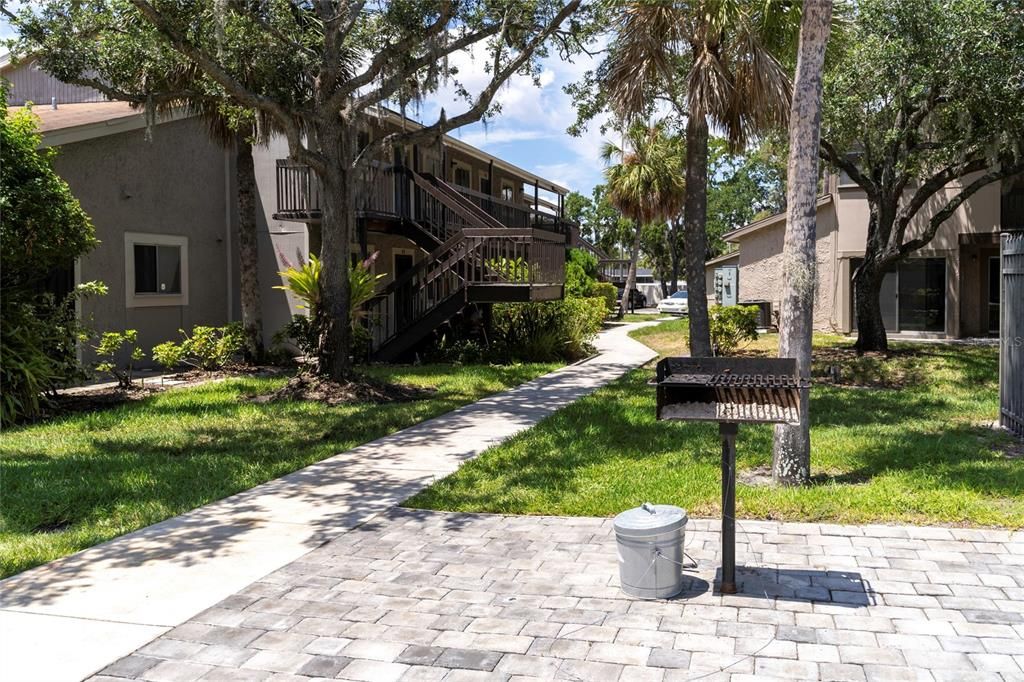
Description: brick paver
xmin=91 ymin=508 xmax=1024 ymax=681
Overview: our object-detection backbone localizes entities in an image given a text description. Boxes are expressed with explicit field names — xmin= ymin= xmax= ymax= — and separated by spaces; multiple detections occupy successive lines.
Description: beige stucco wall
xmin=711 ymin=203 xmax=840 ymax=331
xmin=54 ymin=117 xmax=233 ymax=365
xmin=835 ymin=175 xmax=1002 ymax=256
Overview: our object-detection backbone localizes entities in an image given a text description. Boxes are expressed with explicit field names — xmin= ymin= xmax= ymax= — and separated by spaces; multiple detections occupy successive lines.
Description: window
xmin=124 ymin=232 xmax=188 ymax=307
xmin=453 ymin=164 xmax=471 ymax=188
xmin=501 ymin=182 xmax=516 ymax=202
xmin=134 ymin=244 xmax=181 ymax=294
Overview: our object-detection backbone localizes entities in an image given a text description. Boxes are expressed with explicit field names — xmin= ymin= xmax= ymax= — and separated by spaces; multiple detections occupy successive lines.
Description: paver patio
xmin=91 ymin=508 xmax=1024 ymax=682
xmin=0 ymin=323 xmax=657 ymax=682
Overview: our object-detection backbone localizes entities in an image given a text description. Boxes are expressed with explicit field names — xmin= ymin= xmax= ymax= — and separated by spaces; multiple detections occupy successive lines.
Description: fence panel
xmin=1001 ymin=231 xmax=1024 ymax=438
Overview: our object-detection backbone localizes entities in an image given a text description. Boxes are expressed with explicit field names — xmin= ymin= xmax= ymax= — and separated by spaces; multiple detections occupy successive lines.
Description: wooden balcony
xmin=274 ymin=161 xmax=575 ymax=239
xmin=274 ymin=161 xmax=397 ymax=221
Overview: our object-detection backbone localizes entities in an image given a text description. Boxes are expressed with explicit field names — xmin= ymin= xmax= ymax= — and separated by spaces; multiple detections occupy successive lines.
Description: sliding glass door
xmin=852 ymin=257 xmax=947 ymax=333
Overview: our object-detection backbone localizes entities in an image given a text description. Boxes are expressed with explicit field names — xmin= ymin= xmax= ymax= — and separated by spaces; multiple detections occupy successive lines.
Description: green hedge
xmin=493 ymin=297 xmax=607 ymax=362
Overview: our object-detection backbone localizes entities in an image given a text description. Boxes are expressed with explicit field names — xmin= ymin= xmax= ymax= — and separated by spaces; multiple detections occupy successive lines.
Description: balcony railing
xmin=275 ymin=160 xmax=397 ymax=220
xmin=275 ymin=161 xmax=574 ymax=237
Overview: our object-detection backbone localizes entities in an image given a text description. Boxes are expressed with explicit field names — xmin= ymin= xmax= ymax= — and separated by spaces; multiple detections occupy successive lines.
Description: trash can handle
xmin=641 ymin=502 xmax=656 ymax=514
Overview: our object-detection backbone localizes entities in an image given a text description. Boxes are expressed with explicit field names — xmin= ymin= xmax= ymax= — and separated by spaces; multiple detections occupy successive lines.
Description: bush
xmin=492 ymin=297 xmax=607 ymax=362
xmin=587 ymin=281 xmax=618 ymax=315
xmin=152 ymin=323 xmax=246 ymax=371
xmin=709 ymin=305 xmax=759 ymax=355
xmin=565 ymin=248 xmax=598 ymax=298
xmin=429 ymin=336 xmax=488 ymax=365
xmin=1 ymin=94 xmax=99 ymax=424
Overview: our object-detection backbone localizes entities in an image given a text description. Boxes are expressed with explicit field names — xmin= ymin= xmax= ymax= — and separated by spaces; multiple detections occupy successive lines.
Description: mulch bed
xmin=245 ymin=373 xmax=435 ymax=406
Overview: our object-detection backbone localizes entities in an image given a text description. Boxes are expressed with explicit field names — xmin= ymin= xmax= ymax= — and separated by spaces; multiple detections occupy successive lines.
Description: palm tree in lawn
xmin=601 ymin=0 xmax=798 ymax=355
xmin=601 ymin=121 xmax=686 ymax=319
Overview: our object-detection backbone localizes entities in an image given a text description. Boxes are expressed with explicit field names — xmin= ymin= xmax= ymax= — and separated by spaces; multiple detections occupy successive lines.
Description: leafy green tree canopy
xmin=1 ymin=102 xmax=96 ymax=288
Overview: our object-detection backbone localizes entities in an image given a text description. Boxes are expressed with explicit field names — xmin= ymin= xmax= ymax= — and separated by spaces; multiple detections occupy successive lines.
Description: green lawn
xmin=408 ymin=320 xmax=1022 ymax=527
xmin=0 ymin=363 xmax=557 ymax=578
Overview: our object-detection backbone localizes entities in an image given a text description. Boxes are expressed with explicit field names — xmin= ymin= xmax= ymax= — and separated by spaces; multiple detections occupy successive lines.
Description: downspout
xmin=224 ymin=145 xmax=234 ymax=323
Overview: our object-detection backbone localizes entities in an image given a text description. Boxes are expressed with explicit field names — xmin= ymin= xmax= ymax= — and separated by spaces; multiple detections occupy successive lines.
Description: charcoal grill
xmin=655 ymin=357 xmax=810 ymax=594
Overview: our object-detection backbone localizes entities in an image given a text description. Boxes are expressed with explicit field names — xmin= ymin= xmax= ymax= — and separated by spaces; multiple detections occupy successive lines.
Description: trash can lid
xmin=613 ymin=503 xmax=688 ymax=537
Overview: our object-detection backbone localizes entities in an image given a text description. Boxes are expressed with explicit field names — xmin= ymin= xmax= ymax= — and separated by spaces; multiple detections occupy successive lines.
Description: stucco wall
xmin=835 ymin=175 xmax=1002 ymax=256
xmin=54 ymin=117 xmax=232 ymax=365
xmin=721 ymin=203 xmax=839 ymax=331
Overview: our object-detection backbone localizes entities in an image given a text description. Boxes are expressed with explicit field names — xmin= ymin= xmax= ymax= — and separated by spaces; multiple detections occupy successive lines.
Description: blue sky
xmin=1 ymin=14 xmax=609 ymax=196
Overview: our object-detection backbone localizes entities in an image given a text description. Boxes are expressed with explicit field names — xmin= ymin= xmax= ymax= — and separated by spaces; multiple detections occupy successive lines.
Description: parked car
xmin=658 ymin=289 xmax=689 ymax=315
xmin=616 ymin=286 xmax=648 ymax=312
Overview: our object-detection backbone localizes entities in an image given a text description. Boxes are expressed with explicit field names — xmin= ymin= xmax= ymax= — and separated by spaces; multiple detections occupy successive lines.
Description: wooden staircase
xmin=366 ymin=170 xmax=565 ymax=361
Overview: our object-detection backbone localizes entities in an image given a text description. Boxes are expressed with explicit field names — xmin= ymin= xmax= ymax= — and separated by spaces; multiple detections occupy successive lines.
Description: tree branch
xmin=892 ymin=155 xmax=990 ymax=245
xmin=339 ymin=24 xmax=501 ymax=115
xmin=356 ymin=0 xmax=581 ymax=166
xmin=334 ymin=3 xmax=456 ymax=105
xmin=899 ymin=161 xmax=1024 ymax=256
xmin=126 ymin=0 xmax=324 ymax=172
xmin=819 ymin=138 xmax=876 ymax=196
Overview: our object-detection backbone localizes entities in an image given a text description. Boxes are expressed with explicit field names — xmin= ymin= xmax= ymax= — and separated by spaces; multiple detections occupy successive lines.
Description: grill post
xmin=719 ymin=422 xmax=738 ymax=595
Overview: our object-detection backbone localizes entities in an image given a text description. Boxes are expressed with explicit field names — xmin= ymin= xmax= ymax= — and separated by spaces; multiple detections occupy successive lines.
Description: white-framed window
xmin=124 ymin=232 xmax=189 ymax=308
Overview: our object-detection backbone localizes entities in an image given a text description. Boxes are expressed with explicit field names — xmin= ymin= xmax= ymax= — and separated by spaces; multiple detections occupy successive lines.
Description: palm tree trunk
xmin=772 ymin=0 xmax=833 ymax=487
xmin=235 ymin=133 xmax=264 ymax=363
xmin=684 ymin=113 xmax=712 ymax=357
xmin=618 ymin=222 xmax=643 ymax=319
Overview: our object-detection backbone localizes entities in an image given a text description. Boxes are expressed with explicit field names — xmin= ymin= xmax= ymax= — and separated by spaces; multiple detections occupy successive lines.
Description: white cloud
xmin=407 ymin=37 xmax=613 ymax=196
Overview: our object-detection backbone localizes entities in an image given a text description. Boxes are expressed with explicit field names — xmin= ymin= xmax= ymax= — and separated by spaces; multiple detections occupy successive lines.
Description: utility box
xmin=714 ymin=265 xmax=739 ymax=306
xmin=613 ymin=503 xmax=688 ymax=599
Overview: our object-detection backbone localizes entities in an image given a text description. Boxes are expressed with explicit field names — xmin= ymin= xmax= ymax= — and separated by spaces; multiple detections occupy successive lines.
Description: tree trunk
xmin=314 ymin=126 xmax=354 ymax=380
xmin=853 ymin=261 xmax=889 ymax=352
xmin=307 ymin=223 xmax=323 ymax=258
xmin=618 ymin=222 xmax=643 ymax=319
xmin=772 ymin=0 xmax=832 ymax=487
xmin=669 ymin=218 xmax=682 ymax=295
xmin=235 ymin=133 xmax=264 ymax=364
xmin=684 ymin=114 xmax=712 ymax=357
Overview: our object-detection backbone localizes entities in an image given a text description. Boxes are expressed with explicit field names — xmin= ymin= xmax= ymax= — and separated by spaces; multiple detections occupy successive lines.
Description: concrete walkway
xmin=91 ymin=508 xmax=1024 ymax=682
xmin=0 ymin=323 xmax=657 ymax=682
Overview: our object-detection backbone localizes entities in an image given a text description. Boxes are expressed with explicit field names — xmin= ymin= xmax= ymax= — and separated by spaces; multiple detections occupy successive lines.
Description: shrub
xmin=492 ymin=297 xmax=606 ymax=362
xmin=429 ymin=336 xmax=488 ymax=365
xmin=152 ymin=323 xmax=246 ymax=371
xmin=709 ymin=305 xmax=759 ymax=355
xmin=587 ymin=281 xmax=618 ymax=315
xmin=1 ymin=89 xmax=99 ymax=424
xmin=565 ymin=248 xmax=598 ymax=298
xmin=94 ymin=330 xmax=144 ymax=389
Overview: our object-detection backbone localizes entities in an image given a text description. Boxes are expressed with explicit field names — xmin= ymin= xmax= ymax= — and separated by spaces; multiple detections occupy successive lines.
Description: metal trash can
xmin=614 ymin=503 xmax=688 ymax=599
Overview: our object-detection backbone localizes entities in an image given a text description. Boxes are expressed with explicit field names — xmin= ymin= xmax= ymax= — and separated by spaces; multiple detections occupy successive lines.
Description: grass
xmin=408 ymin=320 xmax=1022 ymax=528
xmin=0 ymin=362 xmax=557 ymax=578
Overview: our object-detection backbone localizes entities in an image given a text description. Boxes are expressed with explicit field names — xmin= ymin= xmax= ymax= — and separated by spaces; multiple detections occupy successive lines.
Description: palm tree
xmin=602 ymin=0 xmax=798 ymax=355
xmin=601 ymin=121 xmax=686 ymax=319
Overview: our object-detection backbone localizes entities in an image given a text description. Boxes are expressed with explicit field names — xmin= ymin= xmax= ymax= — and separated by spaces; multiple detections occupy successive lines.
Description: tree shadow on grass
xmin=407 ymin=362 xmax=1019 ymax=517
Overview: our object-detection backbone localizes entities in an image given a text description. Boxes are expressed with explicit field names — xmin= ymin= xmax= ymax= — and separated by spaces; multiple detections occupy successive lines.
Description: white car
xmin=658 ymin=290 xmax=689 ymax=315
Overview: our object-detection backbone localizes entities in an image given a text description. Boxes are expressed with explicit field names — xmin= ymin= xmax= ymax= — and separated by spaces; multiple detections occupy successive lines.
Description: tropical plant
xmin=708 ymin=305 xmax=759 ymax=355
xmin=94 ymin=330 xmax=144 ymax=389
xmin=571 ymin=0 xmax=800 ymax=354
xmin=600 ymin=121 xmax=686 ymax=319
xmin=276 ymin=254 xmax=323 ymax=317
xmin=486 ymin=256 xmax=532 ymax=284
